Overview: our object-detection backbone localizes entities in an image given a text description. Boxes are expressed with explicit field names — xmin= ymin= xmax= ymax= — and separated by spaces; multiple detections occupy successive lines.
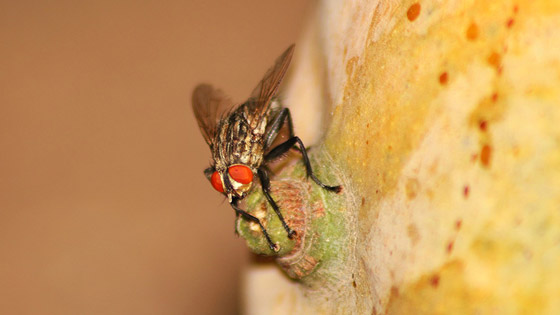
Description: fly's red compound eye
xmin=228 ymin=165 xmax=253 ymax=184
xmin=210 ymin=171 xmax=224 ymax=193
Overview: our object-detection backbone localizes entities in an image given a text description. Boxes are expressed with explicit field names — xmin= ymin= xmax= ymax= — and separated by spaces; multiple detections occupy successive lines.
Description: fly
xmin=192 ymin=44 xmax=341 ymax=252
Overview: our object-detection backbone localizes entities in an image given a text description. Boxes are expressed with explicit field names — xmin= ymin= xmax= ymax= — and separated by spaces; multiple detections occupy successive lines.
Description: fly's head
xmin=205 ymin=164 xmax=256 ymax=202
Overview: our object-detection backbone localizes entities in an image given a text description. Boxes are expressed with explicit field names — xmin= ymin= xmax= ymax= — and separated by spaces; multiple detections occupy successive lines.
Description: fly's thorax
xmin=213 ymin=108 xmax=267 ymax=169
xmin=212 ymin=134 xmax=266 ymax=171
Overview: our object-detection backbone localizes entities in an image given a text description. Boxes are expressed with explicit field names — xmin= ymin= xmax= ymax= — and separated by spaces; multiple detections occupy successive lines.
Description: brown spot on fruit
xmin=430 ymin=274 xmax=440 ymax=288
xmin=506 ymin=18 xmax=515 ymax=28
xmin=468 ymin=91 xmax=506 ymax=138
xmin=407 ymin=224 xmax=420 ymax=245
xmin=487 ymin=51 xmax=502 ymax=70
xmin=361 ymin=197 xmax=365 ymax=206
xmin=479 ymin=120 xmax=488 ymax=131
xmin=390 ymin=286 xmax=400 ymax=298
xmin=447 ymin=241 xmax=454 ymax=253
xmin=471 ymin=153 xmax=478 ymax=162
xmin=405 ymin=178 xmax=420 ymax=200
xmin=463 ymin=185 xmax=469 ymax=198
xmin=407 ymin=3 xmax=421 ymax=21
xmin=455 ymin=220 xmax=462 ymax=230
xmin=466 ymin=23 xmax=479 ymax=41
xmin=480 ymin=144 xmax=492 ymax=167
xmin=439 ymin=72 xmax=448 ymax=85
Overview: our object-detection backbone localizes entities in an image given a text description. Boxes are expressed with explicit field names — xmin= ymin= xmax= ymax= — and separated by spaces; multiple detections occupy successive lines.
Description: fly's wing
xmin=246 ymin=44 xmax=295 ymax=125
xmin=192 ymin=84 xmax=235 ymax=147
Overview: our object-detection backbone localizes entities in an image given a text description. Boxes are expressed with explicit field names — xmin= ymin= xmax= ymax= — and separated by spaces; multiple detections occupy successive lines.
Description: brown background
xmin=0 ymin=1 xmax=310 ymax=314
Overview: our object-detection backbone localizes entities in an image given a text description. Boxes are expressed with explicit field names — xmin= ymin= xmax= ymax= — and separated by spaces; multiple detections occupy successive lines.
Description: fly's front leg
xmin=234 ymin=212 xmax=240 ymax=236
xmin=265 ymin=137 xmax=342 ymax=193
xmin=231 ymin=199 xmax=279 ymax=252
xmin=257 ymin=168 xmax=296 ymax=238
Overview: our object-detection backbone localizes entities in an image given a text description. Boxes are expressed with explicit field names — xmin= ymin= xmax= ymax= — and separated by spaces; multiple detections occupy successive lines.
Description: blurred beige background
xmin=0 ymin=1 xmax=310 ymax=314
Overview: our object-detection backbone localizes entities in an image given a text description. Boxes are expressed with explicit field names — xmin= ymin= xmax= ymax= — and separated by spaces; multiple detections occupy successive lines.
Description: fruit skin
xmin=244 ymin=1 xmax=560 ymax=314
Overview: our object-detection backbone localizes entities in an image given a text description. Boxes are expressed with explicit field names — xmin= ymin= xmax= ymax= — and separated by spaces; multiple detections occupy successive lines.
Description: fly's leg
xmin=264 ymin=108 xmax=306 ymax=156
xmin=265 ymin=136 xmax=342 ymax=193
xmin=234 ymin=212 xmax=240 ymax=236
xmin=231 ymin=200 xmax=279 ymax=252
xmin=264 ymin=108 xmax=341 ymax=192
xmin=261 ymin=106 xmax=298 ymax=162
xmin=257 ymin=168 xmax=296 ymax=238
xmin=264 ymin=107 xmax=294 ymax=148
xmin=206 ymin=166 xmax=243 ymax=235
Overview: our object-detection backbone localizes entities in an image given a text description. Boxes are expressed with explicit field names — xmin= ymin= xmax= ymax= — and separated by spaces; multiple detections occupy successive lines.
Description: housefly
xmin=192 ymin=45 xmax=341 ymax=252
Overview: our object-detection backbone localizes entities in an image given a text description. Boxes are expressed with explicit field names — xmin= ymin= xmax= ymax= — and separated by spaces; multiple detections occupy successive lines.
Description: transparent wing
xmin=192 ymin=84 xmax=235 ymax=146
xmin=247 ymin=44 xmax=295 ymax=123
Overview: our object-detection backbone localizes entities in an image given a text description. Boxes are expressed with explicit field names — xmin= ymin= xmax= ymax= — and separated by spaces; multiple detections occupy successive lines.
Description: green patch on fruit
xmin=236 ymin=146 xmax=355 ymax=281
